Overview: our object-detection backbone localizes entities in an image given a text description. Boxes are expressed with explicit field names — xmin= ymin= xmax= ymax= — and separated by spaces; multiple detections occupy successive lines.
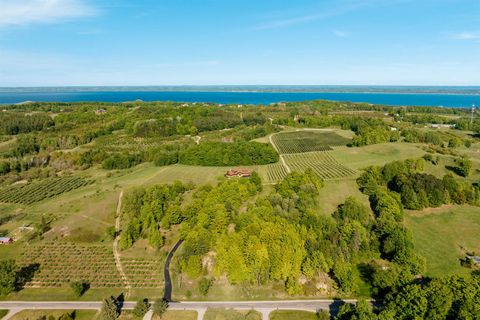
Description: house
xmin=225 ymin=169 xmax=252 ymax=178
xmin=95 ymin=109 xmax=107 ymax=115
xmin=0 ymin=237 xmax=13 ymax=245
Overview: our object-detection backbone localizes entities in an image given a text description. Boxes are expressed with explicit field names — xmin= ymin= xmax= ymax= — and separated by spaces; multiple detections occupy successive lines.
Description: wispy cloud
xmin=254 ymin=0 xmax=414 ymax=30
xmin=450 ymin=32 xmax=480 ymax=40
xmin=333 ymin=29 xmax=349 ymax=38
xmin=0 ymin=0 xmax=97 ymax=27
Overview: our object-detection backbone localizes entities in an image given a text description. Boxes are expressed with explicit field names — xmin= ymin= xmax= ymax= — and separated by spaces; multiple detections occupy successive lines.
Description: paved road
xmin=163 ymin=239 xmax=184 ymax=302
xmin=0 ymin=299 xmax=359 ymax=320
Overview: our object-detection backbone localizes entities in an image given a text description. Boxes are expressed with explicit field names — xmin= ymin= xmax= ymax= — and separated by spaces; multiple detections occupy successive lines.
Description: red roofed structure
xmin=225 ymin=169 xmax=252 ymax=178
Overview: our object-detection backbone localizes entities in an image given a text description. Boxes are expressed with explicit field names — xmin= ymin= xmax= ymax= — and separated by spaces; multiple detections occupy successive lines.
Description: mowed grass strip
xmin=10 ymin=310 xmax=97 ymax=320
xmin=272 ymin=131 xmax=351 ymax=154
xmin=153 ymin=310 xmax=197 ymax=320
xmin=203 ymin=308 xmax=261 ymax=320
xmin=283 ymin=152 xmax=356 ymax=180
xmin=405 ymin=205 xmax=480 ymax=277
xmin=270 ymin=310 xmax=318 ymax=320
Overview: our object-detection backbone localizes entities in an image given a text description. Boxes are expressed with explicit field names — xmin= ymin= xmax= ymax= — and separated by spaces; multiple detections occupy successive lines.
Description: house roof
xmin=0 ymin=237 xmax=12 ymax=241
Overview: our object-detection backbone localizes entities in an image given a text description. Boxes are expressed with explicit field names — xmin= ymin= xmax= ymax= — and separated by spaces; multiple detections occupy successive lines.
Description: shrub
xmin=70 ymin=281 xmax=88 ymax=297
xmin=132 ymin=299 xmax=150 ymax=318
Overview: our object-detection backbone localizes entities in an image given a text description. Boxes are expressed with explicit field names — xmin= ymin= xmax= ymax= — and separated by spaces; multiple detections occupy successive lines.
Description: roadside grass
xmin=0 ymin=310 xmax=8 ymax=318
xmin=10 ymin=310 xmax=97 ymax=320
xmin=405 ymin=205 xmax=480 ymax=277
xmin=0 ymin=288 xmax=123 ymax=302
xmin=331 ymin=143 xmax=425 ymax=170
xmin=153 ymin=310 xmax=197 ymax=320
xmin=203 ymin=308 xmax=261 ymax=320
xmin=269 ymin=310 xmax=318 ymax=320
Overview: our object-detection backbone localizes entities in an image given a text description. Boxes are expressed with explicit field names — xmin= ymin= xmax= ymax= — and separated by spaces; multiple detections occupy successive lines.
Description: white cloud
xmin=0 ymin=0 xmax=96 ymax=27
xmin=333 ymin=29 xmax=349 ymax=38
xmin=450 ymin=32 xmax=480 ymax=40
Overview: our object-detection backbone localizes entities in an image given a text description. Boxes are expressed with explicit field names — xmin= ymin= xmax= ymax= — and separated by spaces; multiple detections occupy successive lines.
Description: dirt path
xmin=269 ymin=133 xmax=291 ymax=173
xmin=113 ymin=191 xmax=131 ymax=298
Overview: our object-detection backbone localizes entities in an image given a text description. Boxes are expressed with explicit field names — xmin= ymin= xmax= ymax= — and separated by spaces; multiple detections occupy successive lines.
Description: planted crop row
xmin=284 ymin=152 xmax=356 ymax=179
xmin=272 ymin=131 xmax=351 ymax=154
xmin=0 ymin=176 xmax=92 ymax=205
xmin=122 ymin=258 xmax=164 ymax=288
xmin=265 ymin=163 xmax=288 ymax=183
xmin=18 ymin=244 xmax=123 ymax=288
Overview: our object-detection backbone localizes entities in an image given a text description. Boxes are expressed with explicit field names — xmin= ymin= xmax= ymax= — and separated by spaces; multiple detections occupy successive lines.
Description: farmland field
xmin=283 ymin=152 xmax=356 ymax=179
xmin=331 ymin=143 xmax=425 ymax=170
xmin=265 ymin=163 xmax=288 ymax=184
xmin=406 ymin=205 xmax=480 ymax=277
xmin=17 ymin=243 xmax=122 ymax=288
xmin=0 ymin=177 xmax=92 ymax=205
xmin=121 ymin=257 xmax=164 ymax=288
xmin=271 ymin=130 xmax=351 ymax=154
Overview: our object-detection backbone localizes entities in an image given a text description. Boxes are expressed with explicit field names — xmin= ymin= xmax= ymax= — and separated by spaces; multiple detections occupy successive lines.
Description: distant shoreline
xmin=1 ymin=85 xmax=480 ymax=95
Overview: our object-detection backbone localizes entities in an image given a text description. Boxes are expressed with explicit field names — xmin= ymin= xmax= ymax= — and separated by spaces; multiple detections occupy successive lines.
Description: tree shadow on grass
xmin=328 ymin=298 xmax=346 ymax=317
xmin=16 ymin=263 xmax=40 ymax=290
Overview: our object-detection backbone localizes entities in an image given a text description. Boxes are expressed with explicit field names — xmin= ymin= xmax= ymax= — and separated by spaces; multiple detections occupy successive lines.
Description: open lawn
xmin=10 ymin=310 xmax=97 ymax=320
xmin=269 ymin=310 xmax=318 ymax=320
xmin=406 ymin=205 xmax=480 ymax=277
xmin=332 ymin=143 xmax=425 ymax=170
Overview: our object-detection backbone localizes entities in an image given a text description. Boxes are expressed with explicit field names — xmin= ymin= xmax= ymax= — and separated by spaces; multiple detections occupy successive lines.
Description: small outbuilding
xmin=225 ymin=169 xmax=252 ymax=178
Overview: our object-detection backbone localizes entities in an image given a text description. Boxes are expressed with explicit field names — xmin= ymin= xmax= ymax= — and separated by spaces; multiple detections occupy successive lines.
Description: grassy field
xmin=269 ymin=310 xmax=318 ymax=320
xmin=10 ymin=310 xmax=97 ymax=320
xmin=316 ymin=179 xmax=370 ymax=215
xmin=203 ymin=308 xmax=261 ymax=320
xmin=406 ymin=205 xmax=480 ymax=277
xmin=331 ymin=142 xmax=425 ymax=170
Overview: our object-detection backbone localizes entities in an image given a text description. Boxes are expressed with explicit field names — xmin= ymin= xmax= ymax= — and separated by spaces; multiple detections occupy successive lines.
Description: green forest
xmin=0 ymin=99 xmax=479 ymax=319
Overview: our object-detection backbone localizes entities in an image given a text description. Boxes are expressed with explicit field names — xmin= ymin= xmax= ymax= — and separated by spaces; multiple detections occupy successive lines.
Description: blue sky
xmin=0 ymin=0 xmax=479 ymax=86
